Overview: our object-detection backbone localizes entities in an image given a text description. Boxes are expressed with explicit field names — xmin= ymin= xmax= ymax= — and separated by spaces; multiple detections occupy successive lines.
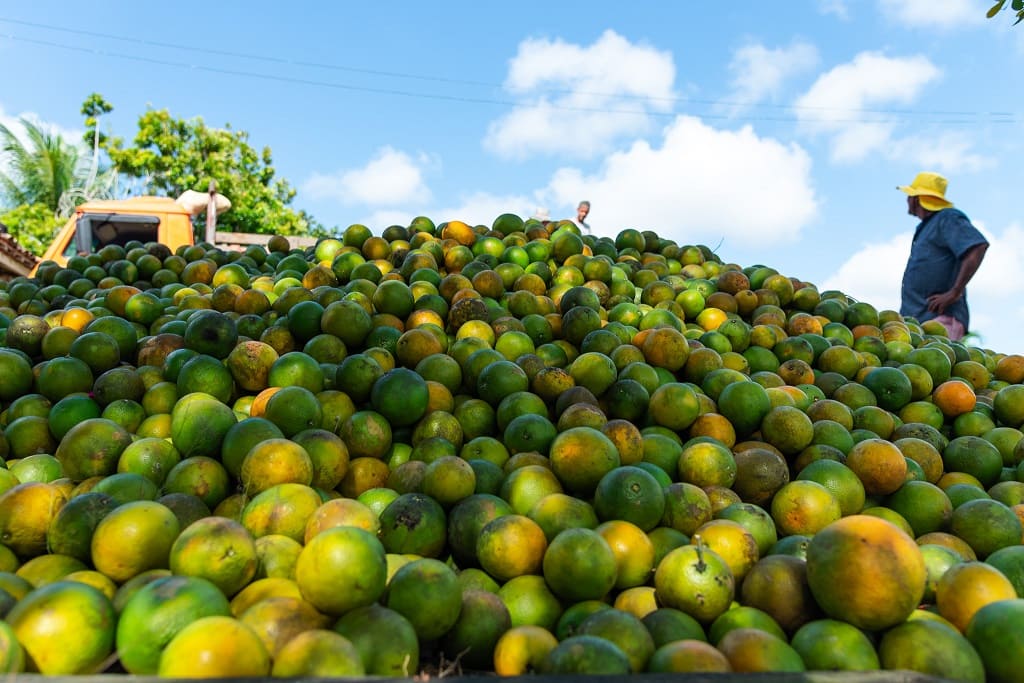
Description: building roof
xmin=0 ymin=225 xmax=41 ymax=279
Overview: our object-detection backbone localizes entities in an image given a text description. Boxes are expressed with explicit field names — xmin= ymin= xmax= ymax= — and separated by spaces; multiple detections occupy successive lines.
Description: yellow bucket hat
xmin=897 ymin=172 xmax=954 ymax=211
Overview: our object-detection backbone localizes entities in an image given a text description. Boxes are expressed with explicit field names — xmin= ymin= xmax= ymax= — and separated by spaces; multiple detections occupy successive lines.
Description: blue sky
xmin=1 ymin=1 xmax=1022 ymax=353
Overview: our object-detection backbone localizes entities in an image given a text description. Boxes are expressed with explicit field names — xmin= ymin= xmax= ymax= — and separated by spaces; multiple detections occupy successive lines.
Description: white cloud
xmin=729 ymin=41 xmax=820 ymax=105
xmin=888 ymin=131 xmax=991 ymax=173
xmin=878 ymin=0 xmax=983 ymax=29
xmin=820 ymin=232 xmax=911 ymax=311
xmin=821 ymin=222 xmax=1024 ymax=354
xmin=484 ymin=30 xmax=676 ymax=160
xmin=302 ymin=146 xmax=432 ymax=206
xmin=542 ymin=115 xmax=818 ymax=246
xmin=819 ymin=0 xmax=850 ymax=19
xmin=795 ymin=52 xmax=942 ymax=162
xmin=0 ymin=105 xmax=82 ymax=147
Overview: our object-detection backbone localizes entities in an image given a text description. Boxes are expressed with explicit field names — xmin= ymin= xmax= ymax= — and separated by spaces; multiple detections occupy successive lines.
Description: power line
xmin=2 ymin=16 xmax=1018 ymax=121
xmin=0 ymin=29 xmax=1017 ymax=126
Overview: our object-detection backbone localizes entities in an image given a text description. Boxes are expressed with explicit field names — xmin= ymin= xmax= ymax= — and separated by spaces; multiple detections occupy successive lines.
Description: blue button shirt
xmin=900 ymin=208 xmax=987 ymax=331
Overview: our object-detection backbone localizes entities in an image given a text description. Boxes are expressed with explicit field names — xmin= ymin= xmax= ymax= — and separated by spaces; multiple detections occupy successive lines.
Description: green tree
xmin=98 ymin=104 xmax=321 ymax=236
xmin=0 ymin=118 xmax=83 ymax=212
xmin=0 ymin=203 xmax=62 ymax=256
xmin=988 ymin=0 xmax=1024 ymax=24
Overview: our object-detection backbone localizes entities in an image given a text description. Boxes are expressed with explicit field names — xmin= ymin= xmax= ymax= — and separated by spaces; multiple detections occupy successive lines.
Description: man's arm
xmin=926 ymin=242 xmax=989 ymax=314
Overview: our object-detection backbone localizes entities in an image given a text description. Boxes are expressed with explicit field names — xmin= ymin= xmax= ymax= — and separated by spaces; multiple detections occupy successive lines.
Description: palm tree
xmin=1 ymin=116 xmax=118 ymax=220
xmin=0 ymin=118 xmax=84 ymax=212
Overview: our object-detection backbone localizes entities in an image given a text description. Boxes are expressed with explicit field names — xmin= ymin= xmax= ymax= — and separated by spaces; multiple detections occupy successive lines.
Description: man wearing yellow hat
xmin=898 ymin=172 xmax=988 ymax=341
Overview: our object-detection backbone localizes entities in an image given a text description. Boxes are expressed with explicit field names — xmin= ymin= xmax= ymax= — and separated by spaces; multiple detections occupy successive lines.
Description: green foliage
xmin=0 ymin=203 xmax=62 ymax=256
xmin=988 ymin=0 xmax=1024 ymax=25
xmin=98 ymin=104 xmax=321 ymax=236
xmin=81 ymin=93 xmax=113 ymax=150
xmin=0 ymin=119 xmax=84 ymax=212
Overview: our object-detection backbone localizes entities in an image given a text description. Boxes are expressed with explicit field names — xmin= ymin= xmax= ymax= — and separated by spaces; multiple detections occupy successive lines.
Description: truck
xmin=29 ymin=191 xmax=318 ymax=275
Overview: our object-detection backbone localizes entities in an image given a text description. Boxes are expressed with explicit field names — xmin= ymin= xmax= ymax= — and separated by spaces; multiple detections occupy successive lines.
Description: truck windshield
xmin=64 ymin=213 xmax=161 ymax=258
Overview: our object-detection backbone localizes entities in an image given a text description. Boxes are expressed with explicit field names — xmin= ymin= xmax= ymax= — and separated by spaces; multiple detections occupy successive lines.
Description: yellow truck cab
xmin=32 ymin=197 xmax=195 ymax=273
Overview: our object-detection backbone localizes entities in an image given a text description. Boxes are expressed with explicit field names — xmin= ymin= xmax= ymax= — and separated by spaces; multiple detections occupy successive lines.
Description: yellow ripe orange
xmin=0 ymin=482 xmax=69 ymax=559
xmin=845 ymin=438 xmax=908 ymax=496
xmin=7 ymin=580 xmax=115 ymax=674
xmin=477 ymin=515 xmax=548 ymax=583
xmin=936 ymin=561 xmax=1017 ymax=632
xmin=249 ymin=387 xmax=282 ymax=418
xmin=158 ymin=616 xmax=270 ymax=677
xmin=613 ymin=586 xmax=658 ymax=619
xmin=806 ymin=515 xmax=925 ymax=631
xmin=694 ymin=519 xmax=759 ymax=582
xmin=595 ymin=520 xmax=656 ymax=589
xmin=230 ymin=577 xmax=303 ymax=617
xmin=994 ymin=354 xmax=1024 ymax=384
xmin=641 ymin=327 xmax=690 ymax=372
xmin=932 ymin=380 xmax=977 ymax=418
xmin=493 ymin=625 xmax=558 ymax=676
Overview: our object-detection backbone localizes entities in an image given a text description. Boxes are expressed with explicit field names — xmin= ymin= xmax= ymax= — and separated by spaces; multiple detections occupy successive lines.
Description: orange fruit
xmin=717 ymin=627 xmax=805 ymax=673
xmin=595 ymin=519 xmax=656 ymax=589
xmin=477 ymin=514 xmax=548 ymax=582
xmin=740 ymin=554 xmax=817 ymax=633
xmin=303 ymin=498 xmax=379 ymax=543
xmin=377 ymin=491 xmax=447 ymax=557
xmin=228 ymin=577 xmax=302 ymax=617
xmin=116 ymin=575 xmax=231 ymax=674
xmin=294 ymin=526 xmax=386 ymax=616
xmin=6 ymin=580 xmax=115 ymax=674
xmin=949 ymin=498 xmax=1023 ymax=559
xmin=716 ymin=380 xmax=771 ymax=439
xmin=845 ymin=437 xmax=908 ymax=496
xmin=333 ymin=603 xmax=420 ymax=676
xmin=805 ymin=515 xmax=926 ymax=631
xmin=731 ymin=447 xmax=790 ymax=507
xmin=170 ymin=393 xmax=237 ymax=459
xmin=647 ymin=640 xmax=732 ymax=673
xmin=542 ymin=527 xmax=618 ymax=602
xmin=493 ymin=625 xmax=559 ymax=676
xmin=790 ymin=619 xmax=880 ymax=671
xmin=592 ymin=465 xmax=666 ymax=531
xmin=654 ymin=544 xmax=735 ymax=623
xmin=45 ymin=491 xmax=119 ymax=564
xmin=648 ymin=382 xmax=700 ymax=431
xmin=932 ymin=380 xmax=977 ymax=419
xmin=0 ymin=619 xmax=24 ymax=673
xmin=936 ymin=560 xmax=1017 ymax=633
xmin=239 ymin=438 xmax=313 ymax=495
xmin=548 ymin=427 xmax=621 ymax=497
xmin=677 ymin=440 xmax=737 ymax=489
xmin=169 ymin=517 xmax=258 ymax=598
xmin=771 ymin=480 xmax=842 ymax=537
xmin=965 ymin=599 xmax=1024 ymax=683
xmin=237 ymin=595 xmax=328 ymax=658
xmin=575 ymin=608 xmax=656 ymax=672
xmin=442 ymin=588 xmax=512 ymax=670
xmin=541 ymin=634 xmax=631 ymax=674
xmin=877 ymin=619 xmax=983 ymax=680
xmin=693 ymin=518 xmax=760 ymax=582
xmin=271 ymin=629 xmax=364 ymax=677
xmin=240 ymin=483 xmax=323 ymax=543
xmin=497 ymin=573 xmax=563 ymax=630
xmin=90 ymin=501 xmax=179 ymax=583
xmin=370 ymin=367 xmax=429 ymax=427
xmin=385 ymin=557 xmax=462 ymax=641
xmin=157 ymin=615 xmax=270 ymax=677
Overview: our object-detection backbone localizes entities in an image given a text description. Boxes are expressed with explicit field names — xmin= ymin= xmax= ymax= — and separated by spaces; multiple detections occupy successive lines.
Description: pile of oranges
xmin=0 ymin=213 xmax=1023 ymax=680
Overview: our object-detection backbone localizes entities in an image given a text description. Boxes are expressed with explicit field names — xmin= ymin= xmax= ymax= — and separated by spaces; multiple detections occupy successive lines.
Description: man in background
xmin=572 ymin=201 xmax=591 ymax=234
xmin=898 ymin=172 xmax=988 ymax=341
